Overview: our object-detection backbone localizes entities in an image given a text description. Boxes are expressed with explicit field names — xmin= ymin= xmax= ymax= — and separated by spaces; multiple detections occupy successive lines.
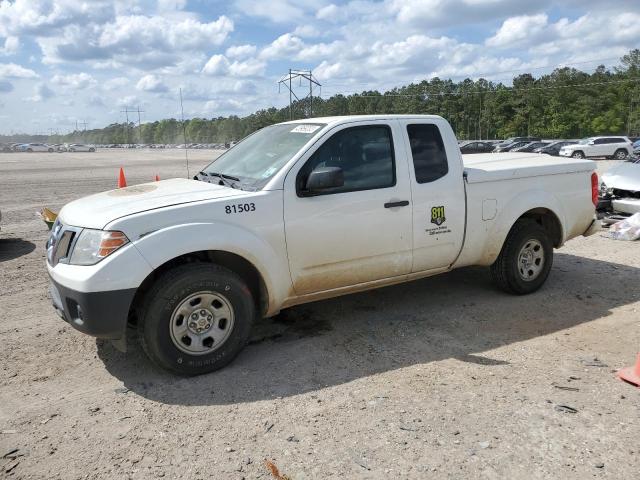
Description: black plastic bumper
xmin=49 ymin=276 xmax=136 ymax=340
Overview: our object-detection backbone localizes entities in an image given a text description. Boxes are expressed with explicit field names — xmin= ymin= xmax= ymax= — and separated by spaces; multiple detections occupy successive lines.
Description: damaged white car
xmin=598 ymin=156 xmax=640 ymax=225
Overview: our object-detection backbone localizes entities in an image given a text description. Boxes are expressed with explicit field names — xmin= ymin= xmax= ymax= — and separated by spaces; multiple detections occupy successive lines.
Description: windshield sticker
xmin=262 ymin=166 xmax=278 ymax=178
xmin=291 ymin=125 xmax=320 ymax=134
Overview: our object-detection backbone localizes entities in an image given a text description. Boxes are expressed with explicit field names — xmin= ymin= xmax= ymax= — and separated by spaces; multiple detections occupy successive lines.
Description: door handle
xmin=384 ymin=200 xmax=409 ymax=208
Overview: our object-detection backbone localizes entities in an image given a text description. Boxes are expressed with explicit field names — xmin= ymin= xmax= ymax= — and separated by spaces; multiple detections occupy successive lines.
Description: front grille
xmin=47 ymin=221 xmax=81 ymax=266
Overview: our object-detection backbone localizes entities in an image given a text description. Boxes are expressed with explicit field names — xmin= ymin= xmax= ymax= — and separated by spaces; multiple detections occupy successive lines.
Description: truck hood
xmin=602 ymin=161 xmax=640 ymax=192
xmin=59 ymin=178 xmax=246 ymax=229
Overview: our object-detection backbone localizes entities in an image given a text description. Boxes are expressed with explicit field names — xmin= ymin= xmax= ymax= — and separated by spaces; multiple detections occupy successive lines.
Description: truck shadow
xmin=0 ymin=238 xmax=36 ymax=263
xmin=97 ymin=252 xmax=639 ymax=405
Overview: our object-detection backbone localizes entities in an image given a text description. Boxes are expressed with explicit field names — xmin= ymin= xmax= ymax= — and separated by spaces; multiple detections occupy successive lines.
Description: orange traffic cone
xmin=618 ymin=354 xmax=640 ymax=387
xmin=118 ymin=168 xmax=127 ymax=188
xmin=154 ymin=174 xmax=160 ymax=181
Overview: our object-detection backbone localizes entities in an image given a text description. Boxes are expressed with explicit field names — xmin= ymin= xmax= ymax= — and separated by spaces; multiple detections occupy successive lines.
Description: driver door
xmin=283 ymin=121 xmax=413 ymax=295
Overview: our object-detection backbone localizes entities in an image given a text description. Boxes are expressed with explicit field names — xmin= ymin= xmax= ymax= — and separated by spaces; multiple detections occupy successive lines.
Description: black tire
xmin=69 ymin=148 xmax=75 ymax=152
xmin=27 ymin=148 xmax=33 ymax=152
xmin=89 ymin=147 xmax=95 ymax=152
xmin=139 ymin=263 xmax=255 ymax=375
xmin=571 ymin=151 xmax=584 ymax=159
xmin=613 ymin=149 xmax=627 ymax=160
xmin=490 ymin=219 xmax=553 ymax=295
xmin=48 ymin=148 xmax=53 ymax=152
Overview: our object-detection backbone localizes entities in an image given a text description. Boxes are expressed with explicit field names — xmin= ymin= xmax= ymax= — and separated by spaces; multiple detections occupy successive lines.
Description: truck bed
xmin=462 ymin=152 xmax=594 ymax=184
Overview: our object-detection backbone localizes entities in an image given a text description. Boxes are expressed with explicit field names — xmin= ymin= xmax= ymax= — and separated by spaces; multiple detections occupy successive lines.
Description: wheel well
xmin=517 ymin=208 xmax=563 ymax=247
xmin=128 ymin=250 xmax=268 ymax=326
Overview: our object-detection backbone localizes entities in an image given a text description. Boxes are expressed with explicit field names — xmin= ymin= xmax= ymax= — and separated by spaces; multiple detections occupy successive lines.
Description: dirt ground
xmin=1 ymin=150 xmax=639 ymax=479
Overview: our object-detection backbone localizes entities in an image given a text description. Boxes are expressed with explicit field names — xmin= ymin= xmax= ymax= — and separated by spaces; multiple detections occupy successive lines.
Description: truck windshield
xmin=202 ymin=123 xmax=325 ymax=189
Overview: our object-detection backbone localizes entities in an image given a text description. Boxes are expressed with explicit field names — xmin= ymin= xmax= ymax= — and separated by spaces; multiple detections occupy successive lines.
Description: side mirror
xmin=305 ymin=166 xmax=344 ymax=193
xmin=588 ymin=141 xmax=595 ymax=145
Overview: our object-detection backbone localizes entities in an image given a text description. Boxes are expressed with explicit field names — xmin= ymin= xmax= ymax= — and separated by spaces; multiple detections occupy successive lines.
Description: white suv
xmin=559 ymin=136 xmax=632 ymax=160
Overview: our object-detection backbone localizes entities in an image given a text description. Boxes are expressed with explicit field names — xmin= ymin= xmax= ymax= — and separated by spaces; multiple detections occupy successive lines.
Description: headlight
xmin=69 ymin=229 xmax=129 ymax=265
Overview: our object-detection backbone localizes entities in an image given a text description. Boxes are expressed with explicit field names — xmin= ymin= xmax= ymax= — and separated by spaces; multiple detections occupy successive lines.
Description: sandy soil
xmin=0 ymin=150 xmax=638 ymax=479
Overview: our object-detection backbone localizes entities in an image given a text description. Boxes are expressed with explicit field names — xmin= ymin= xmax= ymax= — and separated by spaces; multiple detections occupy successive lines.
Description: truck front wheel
xmin=490 ymin=219 xmax=553 ymax=295
xmin=139 ymin=263 xmax=254 ymax=375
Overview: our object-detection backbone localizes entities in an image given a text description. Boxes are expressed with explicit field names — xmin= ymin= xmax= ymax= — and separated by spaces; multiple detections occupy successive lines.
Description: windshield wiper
xmin=207 ymin=172 xmax=240 ymax=189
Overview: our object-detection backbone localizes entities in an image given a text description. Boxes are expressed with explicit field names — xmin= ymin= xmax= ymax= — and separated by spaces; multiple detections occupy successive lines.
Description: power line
xmin=278 ymin=69 xmax=321 ymax=120
xmin=319 ymin=77 xmax=640 ymax=99
xmin=317 ymin=55 xmax=626 ymax=90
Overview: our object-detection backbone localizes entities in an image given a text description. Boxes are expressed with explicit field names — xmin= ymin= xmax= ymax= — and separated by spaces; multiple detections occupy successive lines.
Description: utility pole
xmin=278 ymin=69 xmax=321 ymax=120
xmin=80 ymin=121 xmax=88 ymax=131
xmin=121 ymin=106 xmax=144 ymax=145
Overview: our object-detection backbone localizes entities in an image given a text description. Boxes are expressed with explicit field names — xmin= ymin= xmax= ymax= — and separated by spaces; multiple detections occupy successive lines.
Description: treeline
xmin=4 ymin=49 xmax=640 ymax=144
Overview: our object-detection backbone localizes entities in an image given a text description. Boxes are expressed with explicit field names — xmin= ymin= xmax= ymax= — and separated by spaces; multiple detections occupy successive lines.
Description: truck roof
xmin=281 ymin=114 xmax=444 ymax=127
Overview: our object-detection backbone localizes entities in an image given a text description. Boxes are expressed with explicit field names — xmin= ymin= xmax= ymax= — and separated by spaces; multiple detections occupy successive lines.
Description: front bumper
xmin=597 ymin=197 xmax=640 ymax=225
xmin=49 ymin=276 xmax=136 ymax=340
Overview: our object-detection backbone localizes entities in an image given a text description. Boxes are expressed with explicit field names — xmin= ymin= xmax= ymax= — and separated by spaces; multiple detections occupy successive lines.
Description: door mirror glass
xmin=305 ymin=166 xmax=344 ymax=192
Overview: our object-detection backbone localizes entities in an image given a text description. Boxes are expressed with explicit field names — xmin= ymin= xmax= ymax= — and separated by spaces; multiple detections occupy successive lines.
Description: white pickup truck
xmin=47 ymin=115 xmax=600 ymax=375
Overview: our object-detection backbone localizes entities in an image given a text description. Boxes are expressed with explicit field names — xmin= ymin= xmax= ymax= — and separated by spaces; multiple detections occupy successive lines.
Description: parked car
xmin=22 ymin=143 xmax=55 ymax=152
xmin=559 ymin=136 xmax=632 ymax=160
xmin=511 ymin=141 xmax=551 ymax=153
xmin=534 ymin=141 xmax=576 ymax=156
xmin=494 ymin=141 xmax=530 ymax=152
xmin=597 ymin=154 xmax=640 ymax=225
xmin=0 ymin=143 xmax=12 ymax=152
xmin=494 ymin=136 xmax=541 ymax=149
xmin=67 ymin=144 xmax=96 ymax=152
xmin=46 ymin=114 xmax=600 ymax=375
xmin=459 ymin=141 xmax=495 ymax=154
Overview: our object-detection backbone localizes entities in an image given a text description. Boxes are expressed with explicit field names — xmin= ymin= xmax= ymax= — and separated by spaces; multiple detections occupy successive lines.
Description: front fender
xmin=132 ymin=222 xmax=291 ymax=314
xmin=478 ymin=189 xmax=565 ymax=266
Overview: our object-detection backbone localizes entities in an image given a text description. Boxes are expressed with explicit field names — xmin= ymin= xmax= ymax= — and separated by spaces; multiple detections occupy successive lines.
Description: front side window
xmin=297 ymin=125 xmax=395 ymax=195
xmin=407 ymin=124 xmax=449 ymax=183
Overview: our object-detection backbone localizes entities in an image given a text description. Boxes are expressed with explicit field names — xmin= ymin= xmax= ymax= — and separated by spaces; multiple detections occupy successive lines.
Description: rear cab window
xmin=406 ymin=124 xmax=449 ymax=183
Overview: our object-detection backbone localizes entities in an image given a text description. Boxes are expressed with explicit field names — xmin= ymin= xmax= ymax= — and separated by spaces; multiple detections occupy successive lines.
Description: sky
xmin=0 ymin=0 xmax=639 ymax=134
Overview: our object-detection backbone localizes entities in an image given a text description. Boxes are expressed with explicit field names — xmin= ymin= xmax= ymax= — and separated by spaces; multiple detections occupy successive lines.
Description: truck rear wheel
xmin=139 ymin=263 xmax=254 ymax=375
xmin=490 ymin=219 xmax=553 ymax=295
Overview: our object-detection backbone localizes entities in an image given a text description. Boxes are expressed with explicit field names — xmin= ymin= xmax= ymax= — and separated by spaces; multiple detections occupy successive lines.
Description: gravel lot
xmin=1 ymin=150 xmax=639 ymax=479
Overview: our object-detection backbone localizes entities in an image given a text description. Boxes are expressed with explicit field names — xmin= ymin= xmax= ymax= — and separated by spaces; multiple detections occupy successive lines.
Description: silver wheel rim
xmin=169 ymin=291 xmax=235 ymax=355
xmin=517 ymin=239 xmax=545 ymax=281
xmin=615 ymin=150 xmax=626 ymax=159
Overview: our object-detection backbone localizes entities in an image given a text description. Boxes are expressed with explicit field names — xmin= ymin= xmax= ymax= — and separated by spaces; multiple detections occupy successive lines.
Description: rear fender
xmin=478 ymin=189 xmax=565 ymax=266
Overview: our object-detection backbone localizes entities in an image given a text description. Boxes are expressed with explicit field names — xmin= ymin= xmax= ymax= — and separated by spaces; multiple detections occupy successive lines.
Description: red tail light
xmin=591 ymin=172 xmax=598 ymax=207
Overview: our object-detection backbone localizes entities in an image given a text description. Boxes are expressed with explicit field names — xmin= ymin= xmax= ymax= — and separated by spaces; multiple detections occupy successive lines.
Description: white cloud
xmin=117 ymin=95 xmax=140 ymax=107
xmin=0 ymin=36 xmax=19 ymax=55
xmin=0 ymin=62 xmax=38 ymax=78
xmin=234 ymin=0 xmax=322 ymax=23
xmin=316 ymin=4 xmax=339 ymax=21
xmin=51 ymin=72 xmax=96 ymax=89
xmin=28 ymin=82 xmax=54 ymax=102
xmin=260 ymin=33 xmax=305 ymax=59
xmin=201 ymin=55 xmax=266 ymax=77
xmin=37 ymin=14 xmax=233 ymax=68
xmin=103 ymin=76 xmax=129 ymax=90
xmin=0 ymin=0 xmax=114 ymax=37
xmin=226 ymin=44 xmax=257 ymax=59
xmin=486 ymin=14 xmax=548 ymax=48
xmin=136 ymin=74 xmax=169 ymax=92
xmin=292 ymin=25 xmax=320 ymax=37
